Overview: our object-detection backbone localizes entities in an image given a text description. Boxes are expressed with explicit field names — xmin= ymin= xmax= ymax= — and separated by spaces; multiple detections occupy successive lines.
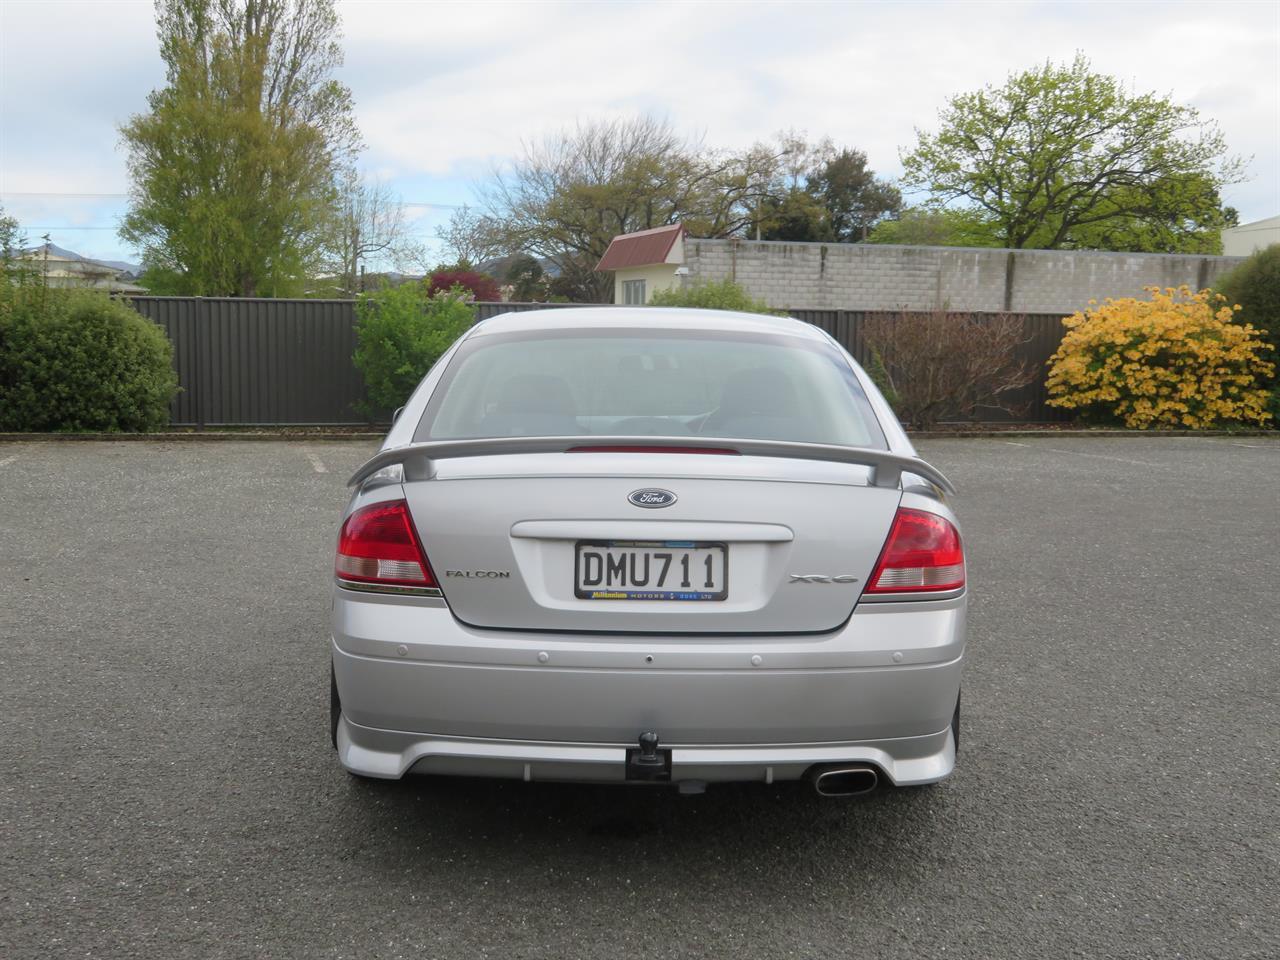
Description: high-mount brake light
xmin=568 ymin=445 xmax=740 ymax=455
xmin=336 ymin=500 xmax=437 ymax=590
xmin=864 ymin=508 xmax=965 ymax=594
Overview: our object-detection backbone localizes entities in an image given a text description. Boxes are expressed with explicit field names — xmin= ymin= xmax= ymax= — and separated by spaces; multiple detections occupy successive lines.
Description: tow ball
xmin=625 ymin=732 xmax=672 ymax=782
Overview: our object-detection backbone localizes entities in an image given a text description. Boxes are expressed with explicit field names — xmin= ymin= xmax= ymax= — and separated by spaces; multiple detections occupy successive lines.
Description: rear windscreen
xmin=414 ymin=328 xmax=886 ymax=449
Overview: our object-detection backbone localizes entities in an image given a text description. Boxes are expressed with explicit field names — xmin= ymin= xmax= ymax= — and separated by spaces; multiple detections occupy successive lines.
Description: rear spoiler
xmin=348 ymin=436 xmax=955 ymax=495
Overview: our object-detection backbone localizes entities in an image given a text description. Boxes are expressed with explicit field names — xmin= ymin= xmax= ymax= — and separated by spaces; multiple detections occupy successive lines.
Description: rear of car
xmin=331 ymin=308 xmax=964 ymax=793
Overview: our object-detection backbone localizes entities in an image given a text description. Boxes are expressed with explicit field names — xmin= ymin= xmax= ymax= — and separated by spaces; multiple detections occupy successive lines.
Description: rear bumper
xmin=332 ymin=588 xmax=964 ymax=785
xmin=337 ymin=714 xmax=955 ymax=786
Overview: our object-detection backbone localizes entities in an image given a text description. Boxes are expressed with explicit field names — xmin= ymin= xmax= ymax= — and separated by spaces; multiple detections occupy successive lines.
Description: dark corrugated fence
xmin=129 ymin=297 xmax=1070 ymax=426
xmin=132 ymin=297 xmax=368 ymax=425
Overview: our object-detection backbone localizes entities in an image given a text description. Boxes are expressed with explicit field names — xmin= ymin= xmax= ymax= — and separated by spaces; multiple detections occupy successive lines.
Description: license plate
xmin=574 ymin=541 xmax=728 ymax=601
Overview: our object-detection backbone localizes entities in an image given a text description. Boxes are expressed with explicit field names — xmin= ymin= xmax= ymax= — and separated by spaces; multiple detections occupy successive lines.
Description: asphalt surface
xmin=2 ymin=437 xmax=1277 ymax=959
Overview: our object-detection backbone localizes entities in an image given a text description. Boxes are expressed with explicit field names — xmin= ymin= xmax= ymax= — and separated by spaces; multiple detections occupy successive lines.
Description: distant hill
xmin=25 ymin=242 xmax=140 ymax=277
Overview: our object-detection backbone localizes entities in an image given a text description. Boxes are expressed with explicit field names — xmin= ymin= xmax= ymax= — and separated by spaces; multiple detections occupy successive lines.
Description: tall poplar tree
xmin=121 ymin=0 xmax=359 ymax=296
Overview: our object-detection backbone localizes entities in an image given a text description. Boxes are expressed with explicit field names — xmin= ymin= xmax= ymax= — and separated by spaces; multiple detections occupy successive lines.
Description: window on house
xmin=622 ymin=279 xmax=647 ymax=305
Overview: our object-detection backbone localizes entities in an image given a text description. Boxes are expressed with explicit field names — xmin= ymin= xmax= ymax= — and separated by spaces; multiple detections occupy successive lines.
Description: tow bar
xmin=625 ymin=732 xmax=672 ymax=782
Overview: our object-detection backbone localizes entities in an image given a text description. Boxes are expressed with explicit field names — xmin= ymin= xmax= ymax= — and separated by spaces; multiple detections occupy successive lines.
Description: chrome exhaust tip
xmin=809 ymin=764 xmax=879 ymax=797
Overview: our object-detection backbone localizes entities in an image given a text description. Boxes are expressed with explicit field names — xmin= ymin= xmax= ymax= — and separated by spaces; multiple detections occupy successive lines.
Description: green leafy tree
xmin=0 ymin=205 xmax=22 ymax=261
xmin=120 ymin=0 xmax=360 ymax=296
xmin=1 ymin=211 xmax=45 ymax=295
xmin=758 ymin=188 xmax=833 ymax=242
xmin=353 ymin=285 xmax=475 ymax=412
xmin=755 ymin=136 xmax=900 ymax=243
xmin=754 ymin=132 xmax=832 ymax=242
xmin=901 ymin=54 xmax=1243 ymax=252
xmin=867 ymin=207 xmax=1001 ymax=247
xmin=136 ymin=261 xmax=190 ymax=295
xmin=808 ymin=148 xmax=901 ymax=242
xmin=503 ymin=254 xmax=546 ymax=301
xmin=1 ymin=207 xmax=41 ymax=289
xmin=1061 ymin=174 xmax=1237 ymax=254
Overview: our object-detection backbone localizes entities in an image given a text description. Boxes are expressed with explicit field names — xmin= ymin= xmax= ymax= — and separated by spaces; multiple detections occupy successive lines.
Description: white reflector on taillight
xmin=335 ymin=555 xmax=427 ymax=582
xmin=865 ymin=508 xmax=965 ymax=595
xmin=336 ymin=500 xmax=436 ymax=589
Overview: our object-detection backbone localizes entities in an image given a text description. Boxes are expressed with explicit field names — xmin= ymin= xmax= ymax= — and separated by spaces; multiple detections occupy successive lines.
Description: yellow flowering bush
xmin=1046 ymin=286 xmax=1273 ymax=429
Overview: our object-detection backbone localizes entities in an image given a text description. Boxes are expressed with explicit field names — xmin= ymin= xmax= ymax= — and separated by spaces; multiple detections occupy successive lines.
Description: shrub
xmin=353 ymin=284 xmax=475 ymax=412
xmin=647 ymin=279 xmax=782 ymax=315
xmin=1213 ymin=244 xmax=1280 ymax=418
xmin=1045 ymin=286 xmax=1273 ymax=429
xmin=0 ymin=288 xmax=177 ymax=431
xmin=861 ymin=309 xmax=1037 ymax=428
xmin=1215 ymin=244 xmax=1280 ymax=349
xmin=425 ymin=268 xmax=502 ymax=302
xmin=862 ymin=347 xmax=899 ymax=409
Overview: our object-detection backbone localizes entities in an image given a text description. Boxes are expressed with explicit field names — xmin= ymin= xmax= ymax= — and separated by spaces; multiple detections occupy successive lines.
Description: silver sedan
xmin=331 ymin=307 xmax=964 ymax=796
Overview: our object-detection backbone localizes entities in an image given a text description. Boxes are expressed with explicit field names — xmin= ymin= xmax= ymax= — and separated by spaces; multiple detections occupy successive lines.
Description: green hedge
xmin=0 ymin=287 xmax=178 ymax=431
xmin=353 ymin=284 xmax=476 ymax=413
xmin=647 ymin=279 xmax=783 ymax=315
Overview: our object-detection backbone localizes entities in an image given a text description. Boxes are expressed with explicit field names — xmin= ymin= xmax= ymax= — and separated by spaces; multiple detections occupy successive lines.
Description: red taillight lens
xmin=865 ymin=508 xmax=965 ymax=594
xmin=336 ymin=500 xmax=436 ymax=587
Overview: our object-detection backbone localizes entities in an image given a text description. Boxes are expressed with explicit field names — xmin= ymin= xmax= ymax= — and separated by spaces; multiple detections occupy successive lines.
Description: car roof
xmin=466 ymin=306 xmax=828 ymax=341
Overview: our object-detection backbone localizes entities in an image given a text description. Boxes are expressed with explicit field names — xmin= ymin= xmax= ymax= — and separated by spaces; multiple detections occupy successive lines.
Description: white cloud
xmin=339 ymin=0 xmax=1280 ymax=218
xmin=3 ymin=0 xmax=1276 ymax=266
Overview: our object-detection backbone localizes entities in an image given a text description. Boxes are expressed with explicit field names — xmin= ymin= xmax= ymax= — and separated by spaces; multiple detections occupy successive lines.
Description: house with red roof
xmin=594 ymin=223 xmax=686 ymax=304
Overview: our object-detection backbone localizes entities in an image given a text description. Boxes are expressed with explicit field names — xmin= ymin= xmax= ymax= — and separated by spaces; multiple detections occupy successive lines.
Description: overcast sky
xmin=2 ymin=0 xmax=1277 ymax=266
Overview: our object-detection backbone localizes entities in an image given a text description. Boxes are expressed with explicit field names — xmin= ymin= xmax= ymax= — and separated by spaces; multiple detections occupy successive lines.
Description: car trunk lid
xmin=400 ymin=452 xmax=903 ymax=634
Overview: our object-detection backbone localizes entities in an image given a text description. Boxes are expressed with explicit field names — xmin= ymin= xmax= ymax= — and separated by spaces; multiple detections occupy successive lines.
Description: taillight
xmin=864 ymin=508 xmax=965 ymax=594
xmin=336 ymin=500 xmax=436 ymax=588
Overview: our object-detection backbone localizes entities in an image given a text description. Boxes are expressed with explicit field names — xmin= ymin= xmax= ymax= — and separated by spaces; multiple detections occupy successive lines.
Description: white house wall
xmin=613 ymin=263 xmax=682 ymax=304
xmin=1221 ymin=217 xmax=1280 ymax=257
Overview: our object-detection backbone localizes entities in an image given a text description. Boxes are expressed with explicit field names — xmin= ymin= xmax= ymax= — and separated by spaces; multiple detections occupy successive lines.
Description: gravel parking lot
xmin=2 ymin=436 xmax=1277 ymax=959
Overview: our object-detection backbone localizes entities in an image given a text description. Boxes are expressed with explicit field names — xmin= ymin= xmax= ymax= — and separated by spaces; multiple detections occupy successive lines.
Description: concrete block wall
xmin=682 ymin=239 xmax=1244 ymax=315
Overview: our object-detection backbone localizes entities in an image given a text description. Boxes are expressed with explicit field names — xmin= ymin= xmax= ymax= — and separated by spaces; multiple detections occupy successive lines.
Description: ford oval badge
xmin=628 ymin=488 xmax=677 ymax=509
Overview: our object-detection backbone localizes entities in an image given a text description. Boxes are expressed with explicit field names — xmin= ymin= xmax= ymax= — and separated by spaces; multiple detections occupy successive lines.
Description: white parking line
xmin=1044 ymin=447 xmax=1164 ymax=468
xmin=301 ymin=449 xmax=328 ymax=474
xmin=997 ymin=441 xmax=1159 ymax=467
xmin=0 ymin=455 xmax=17 ymax=468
